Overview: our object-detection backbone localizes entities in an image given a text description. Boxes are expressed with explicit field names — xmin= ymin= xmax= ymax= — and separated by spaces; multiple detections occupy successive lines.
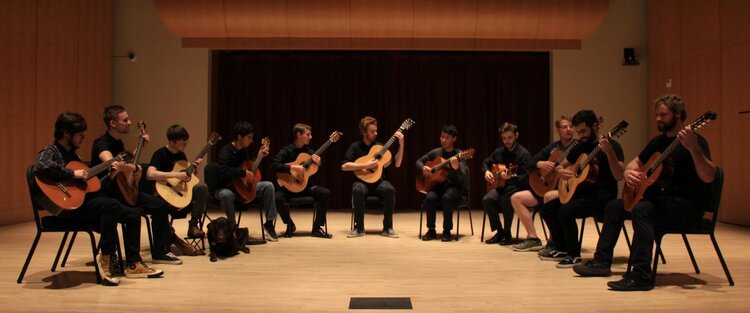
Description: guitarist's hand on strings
xmin=556 ymin=166 xmax=574 ymax=180
xmin=363 ymin=159 xmax=379 ymax=169
xmin=311 ymin=154 xmax=321 ymax=165
xmin=537 ymin=160 xmax=555 ymax=173
xmin=484 ymin=170 xmax=494 ymax=182
xmin=291 ymin=165 xmax=305 ymax=175
xmin=175 ymin=171 xmax=191 ymax=182
xmin=624 ymin=169 xmax=644 ymax=188
xmin=422 ymin=166 xmax=432 ymax=177
xmin=73 ymin=169 xmax=88 ymax=180
xmin=244 ymin=170 xmax=255 ymax=181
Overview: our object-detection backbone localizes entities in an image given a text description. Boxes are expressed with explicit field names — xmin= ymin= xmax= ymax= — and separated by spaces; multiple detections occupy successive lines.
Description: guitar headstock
xmin=208 ymin=132 xmax=222 ymax=145
xmin=137 ymin=120 xmax=146 ymax=135
xmin=690 ymin=111 xmax=717 ymax=131
xmin=459 ymin=148 xmax=475 ymax=160
xmin=399 ymin=118 xmax=416 ymax=132
xmin=606 ymin=120 xmax=629 ymax=139
xmin=329 ymin=131 xmax=343 ymax=143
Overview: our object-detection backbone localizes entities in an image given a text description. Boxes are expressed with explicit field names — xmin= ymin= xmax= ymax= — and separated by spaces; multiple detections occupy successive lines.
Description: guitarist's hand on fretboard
xmin=677 ymin=126 xmax=701 ymax=152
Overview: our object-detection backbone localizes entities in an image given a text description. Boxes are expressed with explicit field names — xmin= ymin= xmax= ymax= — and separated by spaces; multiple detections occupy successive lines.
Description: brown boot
xmin=187 ymin=224 xmax=205 ymax=238
xmin=173 ymin=237 xmax=197 ymax=256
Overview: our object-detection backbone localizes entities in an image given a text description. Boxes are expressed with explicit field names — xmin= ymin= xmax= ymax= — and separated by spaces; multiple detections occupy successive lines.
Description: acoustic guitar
xmin=277 ymin=131 xmax=342 ymax=193
xmin=622 ymin=111 xmax=717 ymax=212
xmin=114 ymin=121 xmax=146 ymax=206
xmin=35 ymin=152 xmax=129 ymax=211
xmin=558 ymin=121 xmax=629 ymax=204
xmin=486 ymin=163 xmax=518 ymax=192
xmin=415 ymin=148 xmax=474 ymax=194
xmin=233 ymin=137 xmax=270 ymax=203
xmin=156 ymin=132 xmax=221 ymax=208
xmin=353 ymin=118 xmax=415 ymax=184
xmin=528 ymin=140 xmax=579 ymax=197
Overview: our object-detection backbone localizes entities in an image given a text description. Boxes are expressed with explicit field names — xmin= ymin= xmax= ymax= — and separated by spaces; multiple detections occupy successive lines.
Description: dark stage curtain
xmin=211 ymin=51 xmax=550 ymax=216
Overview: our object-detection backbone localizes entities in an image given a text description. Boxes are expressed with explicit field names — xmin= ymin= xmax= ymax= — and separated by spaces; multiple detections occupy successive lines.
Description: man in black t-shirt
xmin=573 ymin=95 xmax=716 ymax=291
xmin=146 ymin=125 xmax=208 ymax=241
xmin=270 ymin=123 xmax=331 ymax=239
xmin=416 ymin=125 xmax=468 ymax=242
xmin=91 ymin=106 xmax=197 ymax=265
xmin=342 ymin=116 xmax=404 ymax=238
xmin=481 ymin=122 xmax=531 ymax=245
xmin=539 ymin=110 xmax=625 ymax=268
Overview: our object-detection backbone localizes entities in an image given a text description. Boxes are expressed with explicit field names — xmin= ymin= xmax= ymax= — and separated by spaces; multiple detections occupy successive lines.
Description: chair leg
xmin=578 ymin=218 xmax=587 ymax=246
xmin=515 ymin=217 xmax=521 ymax=240
xmin=61 ymin=231 xmax=78 ymax=268
xmin=680 ymin=233 xmax=700 ymax=274
xmin=710 ymin=233 xmax=735 ymax=286
xmin=455 ymin=206 xmax=460 ymax=241
xmin=468 ymin=207 xmax=474 ymax=235
xmin=480 ymin=208 xmax=487 ymax=242
xmin=534 ymin=210 xmax=549 ymax=241
xmin=594 ymin=220 xmax=601 ymax=235
xmin=86 ymin=231 xmax=103 ymax=284
xmin=52 ymin=232 xmax=70 ymax=272
xmin=256 ymin=206 xmax=265 ymax=241
xmin=17 ymin=231 xmax=42 ymax=284
xmin=651 ymin=236 xmax=664 ymax=286
xmin=143 ymin=215 xmax=154 ymax=252
xmin=418 ymin=205 xmax=424 ymax=239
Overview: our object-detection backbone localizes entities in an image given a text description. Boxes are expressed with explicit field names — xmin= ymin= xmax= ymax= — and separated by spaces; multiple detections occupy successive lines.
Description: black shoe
xmin=573 ymin=260 xmax=612 ymax=277
xmin=422 ymin=229 xmax=437 ymax=241
xmin=264 ymin=221 xmax=278 ymax=242
xmin=485 ymin=233 xmax=501 ymax=244
xmin=441 ymin=230 xmax=453 ymax=242
xmin=311 ymin=228 xmax=332 ymax=239
xmin=285 ymin=223 xmax=296 ymax=238
xmin=607 ymin=275 xmax=654 ymax=291
xmin=498 ymin=232 xmax=514 ymax=246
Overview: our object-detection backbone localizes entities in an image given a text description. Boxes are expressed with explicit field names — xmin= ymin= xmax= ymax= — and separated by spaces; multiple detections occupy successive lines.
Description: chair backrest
xmin=204 ymin=162 xmax=220 ymax=192
xmin=706 ymin=166 xmax=724 ymax=228
xmin=25 ymin=166 xmax=44 ymax=230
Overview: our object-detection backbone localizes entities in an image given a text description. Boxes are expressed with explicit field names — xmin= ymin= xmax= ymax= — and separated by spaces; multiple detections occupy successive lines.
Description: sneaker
xmin=381 ymin=228 xmax=399 ymax=238
xmin=556 ymin=256 xmax=582 ymax=268
xmin=538 ymin=244 xmax=556 ymax=257
xmin=485 ymin=233 xmax=501 ymax=244
xmin=187 ymin=224 xmax=205 ymax=238
xmin=513 ymin=238 xmax=543 ymax=252
xmin=285 ymin=223 xmax=297 ymax=238
xmin=422 ymin=229 xmax=437 ymax=241
xmin=264 ymin=221 xmax=278 ymax=242
xmin=152 ymin=252 xmax=183 ymax=265
xmin=311 ymin=227 xmax=333 ymax=239
xmin=498 ymin=232 xmax=514 ymax=246
xmin=441 ymin=230 xmax=453 ymax=242
xmin=97 ymin=253 xmax=120 ymax=286
xmin=347 ymin=228 xmax=365 ymax=238
xmin=173 ymin=237 xmax=197 ymax=256
xmin=607 ymin=275 xmax=653 ymax=291
xmin=573 ymin=260 xmax=612 ymax=277
xmin=539 ymin=250 xmax=569 ymax=261
xmin=126 ymin=261 xmax=164 ymax=278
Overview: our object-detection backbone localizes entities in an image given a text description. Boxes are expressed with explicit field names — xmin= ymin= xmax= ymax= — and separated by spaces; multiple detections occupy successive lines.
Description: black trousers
xmin=134 ymin=192 xmax=172 ymax=255
xmin=539 ymin=196 xmax=607 ymax=258
xmin=352 ymin=180 xmax=395 ymax=231
xmin=481 ymin=188 xmax=516 ymax=234
xmin=593 ymin=197 xmax=701 ymax=281
xmin=68 ymin=192 xmax=142 ymax=263
xmin=422 ymin=183 xmax=462 ymax=231
xmin=275 ymin=185 xmax=331 ymax=229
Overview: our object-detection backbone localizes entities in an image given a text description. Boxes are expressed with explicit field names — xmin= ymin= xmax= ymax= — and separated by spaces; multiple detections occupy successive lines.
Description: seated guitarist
xmin=539 ymin=110 xmax=624 ymax=268
xmin=416 ymin=125 xmax=468 ymax=241
xmin=342 ymin=116 xmax=404 ymax=238
xmin=482 ymin=122 xmax=531 ymax=245
xmin=91 ymin=105 xmax=197 ymax=266
xmin=270 ymin=123 xmax=332 ymax=239
xmin=146 ymin=125 xmax=208 ymax=240
xmin=34 ymin=112 xmax=163 ymax=286
xmin=574 ymin=95 xmax=715 ymax=291
xmin=510 ymin=115 xmax=575 ymax=252
xmin=215 ymin=121 xmax=279 ymax=241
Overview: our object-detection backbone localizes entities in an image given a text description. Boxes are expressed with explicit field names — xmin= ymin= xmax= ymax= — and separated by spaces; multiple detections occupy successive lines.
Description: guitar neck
xmin=131 ymin=136 xmax=146 ymax=167
xmin=303 ymin=139 xmax=334 ymax=167
xmin=186 ymin=143 xmax=213 ymax=176
xmin=87 ymin=157 xmax=120 ymax=179
xmin=555 ymin=140 xmax=579 ymax=164
xmin=650 ymin=136 xmax=683 ymax=172
xmin=580 ymin=144 xmax=602 ymax=169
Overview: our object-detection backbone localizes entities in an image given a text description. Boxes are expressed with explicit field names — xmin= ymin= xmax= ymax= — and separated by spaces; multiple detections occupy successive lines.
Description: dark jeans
xmin=275 ymin=185 xmax=331 ymax=229
xmin=481 ymin=188 xmax=516 ymax=234
xmin=68 ymin=192 xmax=142 ymax=263
xmin=539 ymin=197 xmax=607 ymax=258
xmin=593 ymin=197 xmax=702 ymax=281
xmin=422 ymin=183 xmax=463 ymax=232
xmin=352 ymin=180 xmax=395 ymax=231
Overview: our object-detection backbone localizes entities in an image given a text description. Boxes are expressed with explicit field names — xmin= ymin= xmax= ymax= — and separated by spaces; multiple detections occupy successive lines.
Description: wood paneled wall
xmin=0 ymin=0 xmax=112 ymax=226
xmin=648 ymin=0 xmax=750 ymax=226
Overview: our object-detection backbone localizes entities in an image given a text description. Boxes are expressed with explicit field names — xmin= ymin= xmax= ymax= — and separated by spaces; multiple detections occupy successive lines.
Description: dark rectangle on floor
xmin=349 ymin=297 xmax=413 ymax=310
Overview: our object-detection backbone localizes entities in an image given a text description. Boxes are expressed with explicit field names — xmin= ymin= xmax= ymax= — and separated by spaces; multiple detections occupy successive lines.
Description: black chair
xmin=283 ymin=196 xmax=328 ymax=234
xmin=205 ymin=163 xmax=266 ymax=241
xmin=629 ymin=167 xmax=734 ymax=286
xmin=18 ymin=166 xmax=114 ymax=284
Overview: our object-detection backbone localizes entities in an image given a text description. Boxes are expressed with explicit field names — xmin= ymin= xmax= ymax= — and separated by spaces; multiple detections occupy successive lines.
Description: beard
xmin=657 ymin=118 xmax=676 ymax=132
